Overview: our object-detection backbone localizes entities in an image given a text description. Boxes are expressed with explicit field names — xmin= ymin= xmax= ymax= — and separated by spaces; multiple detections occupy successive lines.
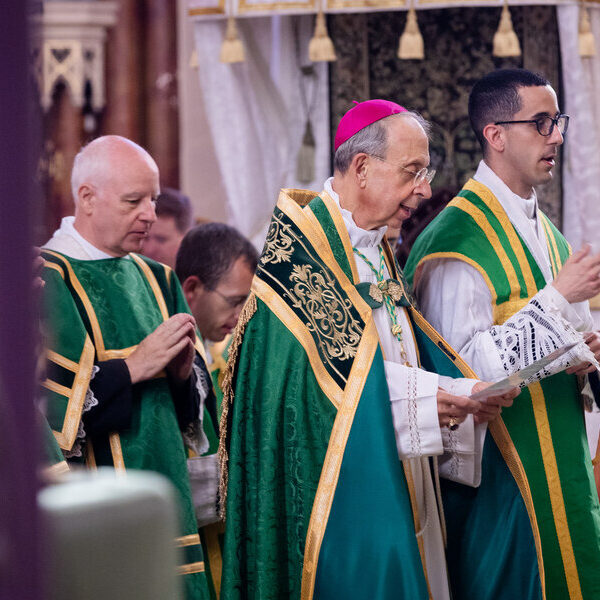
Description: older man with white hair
xmin=219 ymin=101 xmax=517 ymax=600
xmin=42 ymin=135 xmax=211 ymax=599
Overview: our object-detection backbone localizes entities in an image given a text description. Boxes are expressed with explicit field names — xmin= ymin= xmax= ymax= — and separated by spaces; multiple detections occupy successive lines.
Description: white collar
xmin=44 ymin=216 xmax=117 ymax=260
xmin=324 ymin=177 xmax=388 ymax=248
xmin=475 ymin=160 xmax=538 ymax=220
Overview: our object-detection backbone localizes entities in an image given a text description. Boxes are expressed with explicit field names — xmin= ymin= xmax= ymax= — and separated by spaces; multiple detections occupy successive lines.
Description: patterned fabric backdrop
xmin=329 ymin=6 xmax=563 ymax=227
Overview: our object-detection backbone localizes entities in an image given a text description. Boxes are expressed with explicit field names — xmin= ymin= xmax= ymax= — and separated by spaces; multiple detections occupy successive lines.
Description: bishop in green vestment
xmin=220 ymin=101 xmax=515 ymax=600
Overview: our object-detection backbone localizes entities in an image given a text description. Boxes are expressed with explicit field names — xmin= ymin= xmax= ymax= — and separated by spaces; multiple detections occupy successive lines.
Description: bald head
xmin=71 ymin=135 xmax=160 ymax=257
xmin=71 ymin=136 xmax=158 ymax=204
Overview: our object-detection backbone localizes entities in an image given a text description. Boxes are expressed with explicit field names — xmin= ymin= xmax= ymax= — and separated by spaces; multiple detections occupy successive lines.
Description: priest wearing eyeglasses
xmin=218 ymin=100 xmax=517 ymax=600
xmin=407 ymin=69 xmax=600 ymax=600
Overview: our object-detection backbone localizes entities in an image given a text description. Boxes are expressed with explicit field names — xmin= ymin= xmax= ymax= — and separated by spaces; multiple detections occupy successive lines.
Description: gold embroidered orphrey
xmin=262 ymin=215 xmax=294 ymax=265
xmin=289 ymin=263 xmax=362 ymax=361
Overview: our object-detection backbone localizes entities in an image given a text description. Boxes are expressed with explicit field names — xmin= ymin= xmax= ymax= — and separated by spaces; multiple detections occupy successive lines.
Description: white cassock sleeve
xmin=384 ymin=361 xmax=442 ymax=459
xmin=437 ymin=375 xmax=487 ymax=486
xmin=416 ymin=259 xmax=597 ymax=384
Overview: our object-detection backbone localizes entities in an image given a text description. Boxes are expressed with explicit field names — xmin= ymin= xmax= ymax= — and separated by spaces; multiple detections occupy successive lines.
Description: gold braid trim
xmin=218 ymin=292 xmax=258 ymax=519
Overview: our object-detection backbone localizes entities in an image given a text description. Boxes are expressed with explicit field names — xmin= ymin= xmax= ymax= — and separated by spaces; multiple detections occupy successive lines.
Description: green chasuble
xmin=41 ymin=250 xmax=210 ymax=600
xmin=220 ymin=189 xmax=480 ymax=600
xmin=405 ymin=179 xmax=600 ymax=600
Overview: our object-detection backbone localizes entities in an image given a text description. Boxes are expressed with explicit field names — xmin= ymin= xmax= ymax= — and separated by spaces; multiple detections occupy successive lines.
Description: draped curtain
xmin=193 ymin=15 xmax=330 ymax=248
xmin=558 ymin=5 xmax=600 ymax=456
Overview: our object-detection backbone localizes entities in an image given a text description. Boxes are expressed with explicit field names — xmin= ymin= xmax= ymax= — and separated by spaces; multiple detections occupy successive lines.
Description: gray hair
xmin=333 ymin=111 xmax=431 ymax=175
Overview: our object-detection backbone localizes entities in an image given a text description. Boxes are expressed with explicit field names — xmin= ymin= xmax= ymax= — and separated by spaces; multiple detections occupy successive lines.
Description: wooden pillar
xmin=43 ymin=84 xmax=83 ymax=237
xmin=145 ymin=0 xmax=179 ymax=187
xmin=103 ymin=0 xmax=143 ymax=142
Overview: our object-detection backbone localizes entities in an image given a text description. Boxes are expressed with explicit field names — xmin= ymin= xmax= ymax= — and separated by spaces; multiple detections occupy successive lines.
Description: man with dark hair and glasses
xmin=176 ymin=222 xmax=258 ymax=345
xmin=407 ymin=69 xmax=600 ymax=600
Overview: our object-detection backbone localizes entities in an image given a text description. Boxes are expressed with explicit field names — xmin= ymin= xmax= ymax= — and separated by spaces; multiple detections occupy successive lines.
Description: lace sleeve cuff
xmin=490 ymin=290 xmax=599 ymax=383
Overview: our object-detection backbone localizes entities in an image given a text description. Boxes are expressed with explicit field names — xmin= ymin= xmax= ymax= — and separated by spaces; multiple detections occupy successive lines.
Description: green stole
xmin=41 ymin=250 xmax=210 ymax=600
xmin=220 ymin=189 xmax=478 ymax=600
xmin=405 ymin=179 xmax=600 ymax=600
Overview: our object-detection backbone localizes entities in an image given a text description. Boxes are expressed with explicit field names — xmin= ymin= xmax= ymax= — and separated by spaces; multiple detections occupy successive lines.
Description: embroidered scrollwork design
xmin=261 ymin=217 xmax=294 ymax=265
xmin=289 ymin=264 xmax=362 ymax=360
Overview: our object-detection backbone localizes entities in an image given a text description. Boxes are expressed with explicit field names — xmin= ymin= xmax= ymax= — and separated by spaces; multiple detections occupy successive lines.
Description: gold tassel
xmin=308 ymin=11 xmax=337 ymax=62
xmin=189 ymin=48 xmax=199 ymax=69
xmin=398 ymin=8 xmax=425 ymax=60
xmin=579 ymin=5 xmax=596 ymax=58
xmin=217 ymin=293 xmax=257 ymax=520
xmin=220 ymin=16 xmax=245 ymax=63
xmin=493 ymin=2 xmax=521 ymax=57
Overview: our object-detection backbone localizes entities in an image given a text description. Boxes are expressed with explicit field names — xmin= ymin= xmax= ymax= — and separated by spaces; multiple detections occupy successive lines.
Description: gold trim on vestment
xmin=410 ymin=303 xmax=548 ymax=594
xmin=319 ymin=191 xmax=360 ymax=284
xmin=203 ymin=521 xmax=225 ymax=597
xmin=194 ymin=337 xmax=208 ymax=365
xmin=218 ymin=293 xmax=258 ymax=519
xmin=413 ymin=250 xmax=529 ymax=326
xmin=540 ymin=215 xmax=565 ymax=278
xmin=43 ymin=260 xmax=65 ymax=279
xmin=177 ymin=561 xmax=205 ymax=575
xmin=403 ymin=460 xmax=433 ymax=600
xmin=253 ymin=279 xmax=345 ymax=409
xmin=176 ymin=534 xmax=201 ymax=547
xmin=43 ymin=460 xmax=70 ymax=477
xmin=300 ymin=320 xmax=378 ymax=600
xmin=130 ymin=254 xmax=170 ymax=321
xmin=464 ymin=180 xmax=537 ymax=297
xmin=47 ymin=349 xmax=79 ymax=372
xmin=43 ymin=379 xmax=72 ymax=399
xmin=50 ymin=335 xmax=95 ymax=450
xmin=529 ymin=382 xmax=583 ymax=600
xmin=488 ymin=418 xmax=546 ymax=598
xmin=109 ymin=433 xmax=126 ymax=473
xmin=87 ymin=440 xmax=98 ymax=470
xmin=279 ymin=191 xmax=371 ymax=322
xmin=43 ymin=249 xmax=107 ymax=354
xmin=449 ymin=197 xmax=522 ymax=300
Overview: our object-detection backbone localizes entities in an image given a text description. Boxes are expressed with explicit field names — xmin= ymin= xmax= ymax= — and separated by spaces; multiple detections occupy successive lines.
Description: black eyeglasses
xmin=494 ymin=114 xmax=569 ymax=137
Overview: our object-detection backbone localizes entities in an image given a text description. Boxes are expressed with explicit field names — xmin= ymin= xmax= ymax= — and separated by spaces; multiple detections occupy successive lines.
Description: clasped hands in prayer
xmin=125 ymin=313 xmax=197 ymax=384
xmin=437 ymin=383 xmax=519 ymax=429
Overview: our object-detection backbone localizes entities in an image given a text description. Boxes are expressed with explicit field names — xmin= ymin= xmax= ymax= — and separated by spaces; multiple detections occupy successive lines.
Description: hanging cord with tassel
xmin=220 ymin=15 xmax=245 ymax=63
xmin=493 ymin=0 xmax=521 ymax=57
xmin=309 ymin=8 xmax=337 ymax=62
xmin=295 ymin=20 xmax=320 ymax=184
xmin=398 ymin=2 xmax=424 ymax=60
xmin=579 ymin=1 xmax=596 ymax=58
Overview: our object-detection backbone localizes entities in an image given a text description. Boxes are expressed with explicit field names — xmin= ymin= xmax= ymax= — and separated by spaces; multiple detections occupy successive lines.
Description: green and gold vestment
xmin=41 ymin=250 xmax=210 ymax=600
xmin=220 ymin=189 xmax=480 ymax=600
xmin=406 ymin=179 xmax=600 ymax=600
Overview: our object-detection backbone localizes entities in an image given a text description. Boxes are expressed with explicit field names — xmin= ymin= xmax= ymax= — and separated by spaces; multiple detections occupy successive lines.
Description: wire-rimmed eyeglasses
xmin=369 ymin=154 xmax=436 ymax=187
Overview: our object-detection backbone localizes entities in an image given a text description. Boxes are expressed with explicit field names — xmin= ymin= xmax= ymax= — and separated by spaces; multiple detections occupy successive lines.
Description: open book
xmin=470 ymin=343 xmax=577 ymax=401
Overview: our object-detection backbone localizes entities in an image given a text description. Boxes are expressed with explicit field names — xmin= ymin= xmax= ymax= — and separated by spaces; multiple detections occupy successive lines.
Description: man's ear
xmin=352 ymin=153 xmax=369 ymax=189
xmin=182 ymin=275 xmax=203 ymax=299
xmin=78 ymin=183 xmax=96 ymax=215
xmin=482 ymin=123 xmax=505 ymax=154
